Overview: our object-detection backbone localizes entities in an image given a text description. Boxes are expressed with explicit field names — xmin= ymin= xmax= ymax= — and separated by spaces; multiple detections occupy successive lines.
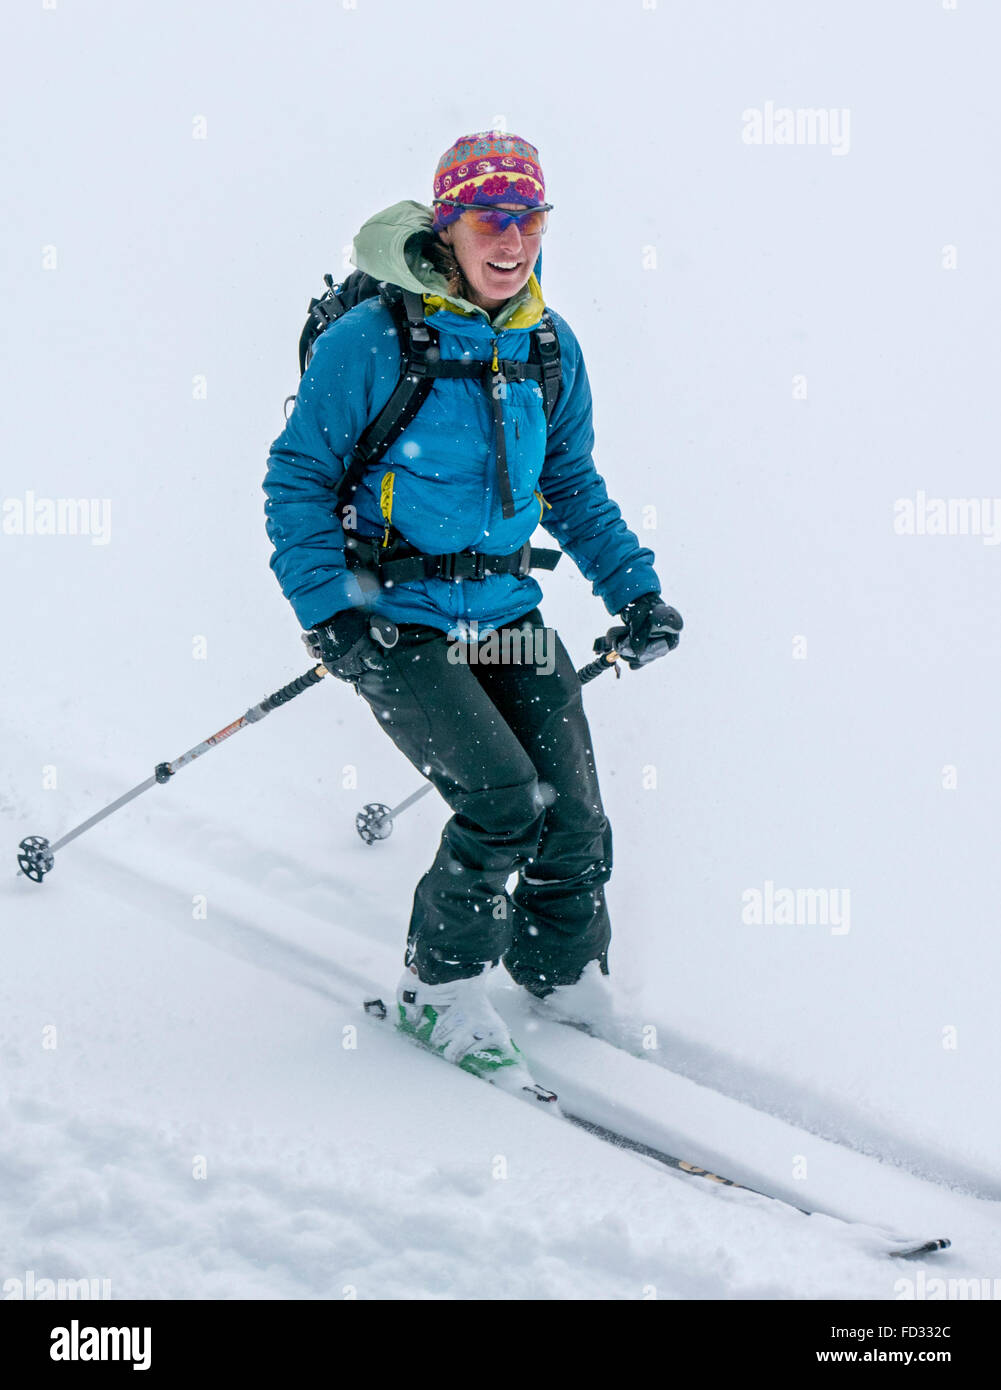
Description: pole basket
xmin=18 ymin=836 xmax=54 ymax=883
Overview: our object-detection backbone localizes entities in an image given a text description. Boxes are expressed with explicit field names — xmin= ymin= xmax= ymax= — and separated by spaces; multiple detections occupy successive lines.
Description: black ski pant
xmin=351 ymin=608 xmax=612 ymax=990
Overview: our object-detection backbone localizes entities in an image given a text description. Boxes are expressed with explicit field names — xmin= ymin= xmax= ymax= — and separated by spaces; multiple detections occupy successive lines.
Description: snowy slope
xmin=5 ymin=766 xmax=1000 ymax=1299
xmin=3 ymin=0 xmax=1001 ymax=1298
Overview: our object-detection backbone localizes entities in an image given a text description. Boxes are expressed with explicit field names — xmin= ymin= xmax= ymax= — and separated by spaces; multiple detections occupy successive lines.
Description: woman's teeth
xmin=487 ymin=261 xmax=520 ymax=272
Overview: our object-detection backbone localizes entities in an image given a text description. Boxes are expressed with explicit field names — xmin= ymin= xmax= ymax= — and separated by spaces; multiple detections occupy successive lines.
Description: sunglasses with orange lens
xmin=434 ymin=200 xmax=552 ymax=237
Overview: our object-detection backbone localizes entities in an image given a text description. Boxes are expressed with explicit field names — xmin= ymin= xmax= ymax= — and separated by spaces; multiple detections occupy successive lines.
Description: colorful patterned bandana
xmin=432 ymin=131 xmax=545 ymax=230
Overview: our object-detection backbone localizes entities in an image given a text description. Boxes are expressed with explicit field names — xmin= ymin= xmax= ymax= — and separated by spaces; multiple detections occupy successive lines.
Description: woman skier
xmin=263 ymin=131 xmax=682 ymax=1090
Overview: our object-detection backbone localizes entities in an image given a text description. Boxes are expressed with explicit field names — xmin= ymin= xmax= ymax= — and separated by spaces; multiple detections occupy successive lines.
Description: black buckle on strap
xmin=345 ymin=534 xmax=386 ymax=567
xmin=516 ymin=541 xmax=532 ymax=578
xmin=428 ymin=550 xmax=490 ymax=582
xmin=343 ymin=534 xmax=368 ymax=563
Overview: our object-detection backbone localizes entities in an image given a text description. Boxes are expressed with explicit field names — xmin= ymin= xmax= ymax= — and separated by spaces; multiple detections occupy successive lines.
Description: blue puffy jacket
xmin=263 ymin=200 xmax=660 ymax=634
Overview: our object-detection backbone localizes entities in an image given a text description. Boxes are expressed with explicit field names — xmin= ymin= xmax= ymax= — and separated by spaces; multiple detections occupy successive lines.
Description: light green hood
xmin=350 ymin=199 xmax=543 ymax=330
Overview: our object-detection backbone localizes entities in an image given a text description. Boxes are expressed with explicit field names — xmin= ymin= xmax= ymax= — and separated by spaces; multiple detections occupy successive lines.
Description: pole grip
xmin=577 ymin=652 xmax=620 ymax=685
xmin=253 ymin=664 xmax=328 ymax=715
xmin=577 ymin=626 xmax=626 ymax=685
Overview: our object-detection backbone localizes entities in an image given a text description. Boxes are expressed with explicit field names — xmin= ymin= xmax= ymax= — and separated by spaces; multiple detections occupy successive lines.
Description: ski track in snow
xmin=96 ymin=793 xmax=1001 ymax=1195
xmin=4 ymin=794 xmax=1000 ymax=1299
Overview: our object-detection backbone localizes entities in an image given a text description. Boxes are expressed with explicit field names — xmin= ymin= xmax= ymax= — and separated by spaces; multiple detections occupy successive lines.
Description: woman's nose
xmin=494 ymin=228 xmax=523 ymax=256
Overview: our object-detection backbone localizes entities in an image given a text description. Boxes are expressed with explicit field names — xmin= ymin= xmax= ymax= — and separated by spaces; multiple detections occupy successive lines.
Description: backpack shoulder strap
xmin=530 ymin=312 xmax=562 ymax=422
xmin=351 ymin=289 xmax=438 ymax=465
xmin=333 ymin=287 xmax=439 ymax=515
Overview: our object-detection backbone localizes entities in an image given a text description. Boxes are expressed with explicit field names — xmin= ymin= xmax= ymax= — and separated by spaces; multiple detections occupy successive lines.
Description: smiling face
xmin=438 ymin=203 xmax=542 ymax=312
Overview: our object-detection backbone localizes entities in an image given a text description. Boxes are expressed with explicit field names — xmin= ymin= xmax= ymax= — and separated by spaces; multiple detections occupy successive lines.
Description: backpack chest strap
xmin=415 ymin=357 xmax=546 ymax=385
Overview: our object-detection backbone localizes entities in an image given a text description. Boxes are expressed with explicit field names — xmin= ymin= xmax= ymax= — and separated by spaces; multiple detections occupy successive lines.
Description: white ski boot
xmin=526 ymin=960 xmax=621 ymax=1035
xmin=396 ymin=964 xmax=554 ymax=1099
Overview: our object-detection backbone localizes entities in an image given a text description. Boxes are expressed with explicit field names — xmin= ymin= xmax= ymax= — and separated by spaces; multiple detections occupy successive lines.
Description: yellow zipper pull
xmin=491 ymin=339 xmax=499 ymax=373
xmin=379 ymin=472 xmax=395 ymax=548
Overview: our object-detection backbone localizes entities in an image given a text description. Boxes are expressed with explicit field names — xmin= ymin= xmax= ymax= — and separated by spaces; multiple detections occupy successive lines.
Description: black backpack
xmin=284 ymin=271 xmax=563 ymax=523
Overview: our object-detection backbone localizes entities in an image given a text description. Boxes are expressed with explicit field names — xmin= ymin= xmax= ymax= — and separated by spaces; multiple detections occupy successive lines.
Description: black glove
xmin=304 ymin=611 xmax=399 ymax=682
xmin=615 ymin=593 xmax=683 ymax=670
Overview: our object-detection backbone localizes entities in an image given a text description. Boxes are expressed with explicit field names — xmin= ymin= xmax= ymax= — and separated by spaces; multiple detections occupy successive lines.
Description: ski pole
xmin=354 ymin=629 xmax=625 ymax=843
xmin=16 ymin=664 xmax=330 ymax=884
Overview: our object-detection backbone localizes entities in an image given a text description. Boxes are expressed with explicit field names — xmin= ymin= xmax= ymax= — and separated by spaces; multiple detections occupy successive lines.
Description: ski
xmin=559 ymin=1111 xmax=949 ymax=1259
xmin=363 ymin=997 xmax=950 ymax=1259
